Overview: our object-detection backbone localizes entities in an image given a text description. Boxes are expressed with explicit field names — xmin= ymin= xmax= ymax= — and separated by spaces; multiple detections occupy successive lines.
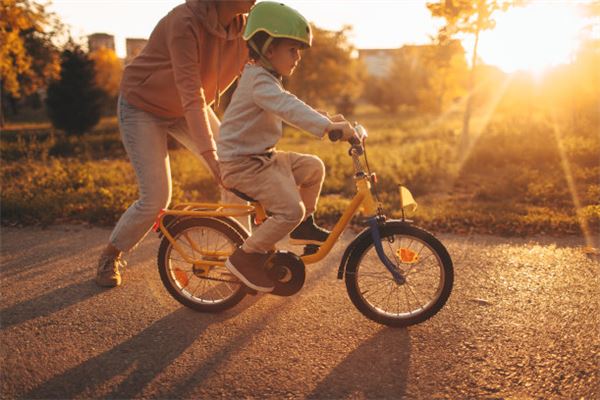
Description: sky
xmin=48 ymin=0 xmax=597 ymax=74
xmin=49 ymin=0 xmax=441 ymax=55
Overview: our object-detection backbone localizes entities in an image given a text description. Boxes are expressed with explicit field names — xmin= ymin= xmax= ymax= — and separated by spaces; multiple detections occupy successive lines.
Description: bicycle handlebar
xmin=328 ymin=129 xmax=361 ymax=145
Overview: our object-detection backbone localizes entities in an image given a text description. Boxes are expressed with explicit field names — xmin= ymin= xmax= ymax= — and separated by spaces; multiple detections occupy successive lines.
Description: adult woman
xmin=96 ymin=0 xmax=255 ymax=287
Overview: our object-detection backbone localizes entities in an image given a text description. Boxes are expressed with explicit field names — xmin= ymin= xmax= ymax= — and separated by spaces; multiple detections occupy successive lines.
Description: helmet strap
xmin=248 ymin=38 xmax=280 ymax=78
xmin=261 ymin=36 xmax=273 ymax=55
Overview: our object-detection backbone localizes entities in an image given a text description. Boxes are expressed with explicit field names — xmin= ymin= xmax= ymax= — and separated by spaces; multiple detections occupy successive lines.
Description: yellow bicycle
xmin=154 ymin=125 xmax=453 ymax=327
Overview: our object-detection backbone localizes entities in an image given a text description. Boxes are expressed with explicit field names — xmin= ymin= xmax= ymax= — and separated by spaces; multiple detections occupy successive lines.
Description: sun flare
xmin=475 ymin=1 xmax=591 ymax=74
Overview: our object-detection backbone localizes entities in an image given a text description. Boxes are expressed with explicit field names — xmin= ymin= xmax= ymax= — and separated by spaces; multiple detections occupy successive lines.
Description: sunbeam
xmin=550 ymin=111 xmax=596 ymax=249
xmin=457 ymin=73 xmax=514 ymax=169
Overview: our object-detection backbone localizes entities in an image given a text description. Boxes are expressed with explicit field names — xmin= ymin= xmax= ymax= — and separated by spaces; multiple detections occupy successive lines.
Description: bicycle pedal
xmin=301 ymin=244 xmax=320 ymax=256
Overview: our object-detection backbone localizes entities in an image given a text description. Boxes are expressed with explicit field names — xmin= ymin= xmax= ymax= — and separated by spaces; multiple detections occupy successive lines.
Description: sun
xmin=474 ymin=1 xmax=590 ymax=74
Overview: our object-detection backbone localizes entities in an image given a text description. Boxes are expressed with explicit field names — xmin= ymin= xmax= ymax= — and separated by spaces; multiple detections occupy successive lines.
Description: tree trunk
xmin=9 ymin=95 xmax=19 ymax=116
xmin=439 ymin=70 xmax=447 ymax=114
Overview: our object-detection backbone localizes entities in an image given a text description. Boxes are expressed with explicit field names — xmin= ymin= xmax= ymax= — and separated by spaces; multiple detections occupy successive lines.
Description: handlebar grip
xmin=328 ymin=130 xmax=343 ymax=142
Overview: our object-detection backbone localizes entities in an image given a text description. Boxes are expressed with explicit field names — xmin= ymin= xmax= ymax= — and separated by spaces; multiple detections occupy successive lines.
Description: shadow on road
xmin=307 ymin=327 xmax=411 ymax=399
xmin=158 ymin=296 xmax=305 ymax=399
xmin=22 ymin=304 xmax=254 ymax=400
xmin=157 ymin=260 xmax=340 ymax=399
xmin=0 ymin=279 xmax=103 ymax=330
xmin=0 ymin=231 xmax=104 ymax=279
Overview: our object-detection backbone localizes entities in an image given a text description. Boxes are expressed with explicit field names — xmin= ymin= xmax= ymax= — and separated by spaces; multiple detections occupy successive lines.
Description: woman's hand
xmin=201 ymin=150 xmax=222 ymax=186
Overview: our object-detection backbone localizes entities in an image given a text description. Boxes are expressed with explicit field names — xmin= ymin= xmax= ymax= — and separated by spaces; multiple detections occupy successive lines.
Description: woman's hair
xmin=247 ymin=31 xmax=282 ymax=61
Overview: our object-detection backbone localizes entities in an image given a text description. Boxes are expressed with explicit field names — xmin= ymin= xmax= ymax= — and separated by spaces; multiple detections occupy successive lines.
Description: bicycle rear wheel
xmin=157 ymin=217 xmax=247 ymax=312
xmin=345 ymin=222 xmax=453 ymax=327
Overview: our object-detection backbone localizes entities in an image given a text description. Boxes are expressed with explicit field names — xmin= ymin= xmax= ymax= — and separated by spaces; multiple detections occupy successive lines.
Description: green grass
xmin=1 ymin=111 xmax=598 ymax=236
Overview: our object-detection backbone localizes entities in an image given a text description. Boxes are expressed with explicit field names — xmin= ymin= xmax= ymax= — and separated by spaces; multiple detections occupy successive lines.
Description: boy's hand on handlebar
xmin=328 ymin=121 xmax=357 ymax=141
xmin=328 ymin=113 xmax=346 ymax=123
xmin=317 ymin=110 xmax=345 ymax=123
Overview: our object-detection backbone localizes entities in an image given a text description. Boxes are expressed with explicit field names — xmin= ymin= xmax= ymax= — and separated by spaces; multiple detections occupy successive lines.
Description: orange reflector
xmin=174 ymin=268 xmax=189 ymax=287
xmin=152 ymin=209 xmax=166 ymax=232
xmin=397 ymin=248 xmax=419 ymax=263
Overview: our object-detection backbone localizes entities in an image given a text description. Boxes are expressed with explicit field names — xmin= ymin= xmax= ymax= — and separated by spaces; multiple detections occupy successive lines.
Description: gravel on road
xmin=1 ymin=225 xmax=598 ymax=399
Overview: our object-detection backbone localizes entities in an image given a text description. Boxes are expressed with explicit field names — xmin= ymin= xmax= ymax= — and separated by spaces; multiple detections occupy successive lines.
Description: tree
xmin=362 ymin=76 xmax=397 ymax=114
xmin=540 ymin=38 xmax=600 ymax=129
xmin=0 ymin=0 xmax=62 ymax=123
xmin=421 ymin=39 xmax=468 ymax=113
xmin=286 ymin=25 xmax=366 ymax=115
xmin=90 ymin=47 xmax=123 ymax=115
xmin=427 ymin=0 xmax=518 ymax=154
xmin=46 ymin=46 xmax=104 ymax=136
xmin=362 ymin=44 xmax=465 ymax=114
xmin=89 ymin=47 xmax=122 ymax=97
xmin=363 ymin=48 xmax=424 ymax=113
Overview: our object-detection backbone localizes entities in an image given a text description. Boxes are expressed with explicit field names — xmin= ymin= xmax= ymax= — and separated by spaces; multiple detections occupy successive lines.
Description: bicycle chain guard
xmin=266 ymin=251 xmax=305 ymax=297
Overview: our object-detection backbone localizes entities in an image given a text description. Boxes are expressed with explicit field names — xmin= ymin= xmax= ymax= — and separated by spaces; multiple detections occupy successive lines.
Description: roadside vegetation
xmin=2 ymin=107 xmax=598 ymax=236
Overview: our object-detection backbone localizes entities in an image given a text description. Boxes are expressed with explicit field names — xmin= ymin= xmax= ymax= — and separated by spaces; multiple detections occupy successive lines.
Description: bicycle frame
xmin=153 ymin=172 xmax=377 ymax=266
xmin=301 ymin=175 xmax=376 ymax=264
xmin=154 ymin=124 xmax=454 ymax=326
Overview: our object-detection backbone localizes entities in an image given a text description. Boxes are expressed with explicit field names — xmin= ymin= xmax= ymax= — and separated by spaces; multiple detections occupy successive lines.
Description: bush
xmin=46 ymin=47 xmax=104 ymax=136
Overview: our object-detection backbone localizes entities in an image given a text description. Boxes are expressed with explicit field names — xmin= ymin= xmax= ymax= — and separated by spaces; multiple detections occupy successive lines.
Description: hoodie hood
xmin=185 ymin=0 xmax=246 ymax=40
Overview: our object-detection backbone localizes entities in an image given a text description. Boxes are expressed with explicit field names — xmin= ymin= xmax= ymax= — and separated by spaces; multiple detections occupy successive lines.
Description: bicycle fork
xmin=367 ymin=217 xmax=406 ymax=284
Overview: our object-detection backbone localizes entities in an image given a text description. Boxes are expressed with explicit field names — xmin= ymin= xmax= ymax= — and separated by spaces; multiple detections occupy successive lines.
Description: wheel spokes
xmin=167 ymin=226 xmax=241 ymax=305
xmin=356 ymin=234 xmax=444 ymax=318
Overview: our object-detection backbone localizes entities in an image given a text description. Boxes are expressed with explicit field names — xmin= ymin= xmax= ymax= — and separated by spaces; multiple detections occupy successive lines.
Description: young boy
xmin=217 ymin=1 xmax=356 ymax=292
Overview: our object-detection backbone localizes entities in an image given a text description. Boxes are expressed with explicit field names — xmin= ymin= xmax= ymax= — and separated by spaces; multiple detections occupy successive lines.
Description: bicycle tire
xmin=157 ymin=217 xmax=247 ymax=312
xmin=345 ymin=222 xmax=453 ymax=327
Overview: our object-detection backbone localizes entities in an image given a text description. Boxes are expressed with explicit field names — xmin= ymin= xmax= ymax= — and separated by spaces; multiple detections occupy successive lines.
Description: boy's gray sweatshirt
xmin=217 ymin=64 xmax=330 ymax=161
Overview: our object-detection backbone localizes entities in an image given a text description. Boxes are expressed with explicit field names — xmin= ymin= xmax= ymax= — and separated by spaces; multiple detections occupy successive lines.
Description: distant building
xmin=125 ymin=38 xmax=148 ymax=65
xmin=357 ymin=48 xmax=399 ymax=77
xmin=359 ymin=42 xmax=464 ymax=78
xmin=88 ymin=33 xmax=115 ymax=53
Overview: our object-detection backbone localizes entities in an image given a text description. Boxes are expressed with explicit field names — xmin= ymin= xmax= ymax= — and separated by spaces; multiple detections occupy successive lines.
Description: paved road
xmin=1 ymin=225 xmax=599 ymax=399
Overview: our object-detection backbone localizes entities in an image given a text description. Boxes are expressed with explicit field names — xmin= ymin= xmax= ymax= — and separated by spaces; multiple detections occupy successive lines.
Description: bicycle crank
xmin=266 ymin=251 xmax=305 ymax=297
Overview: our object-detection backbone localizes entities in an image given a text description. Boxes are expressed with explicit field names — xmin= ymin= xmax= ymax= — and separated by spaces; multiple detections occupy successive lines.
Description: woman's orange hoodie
xmin=120 ymin=0 xmax=248 ymax=153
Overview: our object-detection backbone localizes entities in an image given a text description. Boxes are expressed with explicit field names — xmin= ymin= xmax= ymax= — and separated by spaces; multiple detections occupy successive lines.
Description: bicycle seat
xmin=229 ymin=188 xmax=258 ymax=203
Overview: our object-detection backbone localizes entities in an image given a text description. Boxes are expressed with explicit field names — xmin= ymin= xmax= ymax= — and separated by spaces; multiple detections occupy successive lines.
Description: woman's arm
xmin=167 ymin=19 xmax=216 ymax=154
xmin=201 ymin=107 xmax=222 ymax=184
xmin=166 ymin=18 xmax=223 ymax=181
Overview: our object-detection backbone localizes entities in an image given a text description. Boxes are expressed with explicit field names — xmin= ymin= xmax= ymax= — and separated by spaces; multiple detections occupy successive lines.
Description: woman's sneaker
xmin=289 ymin=214 xmax=330 ymax=246
xmin=95 ymin=255 xmax=126 ymax=287
xmin=225 ymin=248 xmax=274 ymax=292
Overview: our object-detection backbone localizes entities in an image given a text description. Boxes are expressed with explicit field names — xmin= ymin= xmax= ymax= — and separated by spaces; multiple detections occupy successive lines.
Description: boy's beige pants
xmin=220 ymin=151 xmax=325 ymax=254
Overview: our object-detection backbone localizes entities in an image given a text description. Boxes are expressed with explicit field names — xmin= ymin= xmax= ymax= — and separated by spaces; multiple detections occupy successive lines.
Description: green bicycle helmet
xmin=243 ymin=1 xmax=312 ymax=55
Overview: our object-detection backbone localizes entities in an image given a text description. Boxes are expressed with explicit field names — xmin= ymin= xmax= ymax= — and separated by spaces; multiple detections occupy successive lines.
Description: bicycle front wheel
xmin=157 ymin=217 xmax=247 ymax=312
xmin=345 ymin=223 xmax=453 ymax=327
